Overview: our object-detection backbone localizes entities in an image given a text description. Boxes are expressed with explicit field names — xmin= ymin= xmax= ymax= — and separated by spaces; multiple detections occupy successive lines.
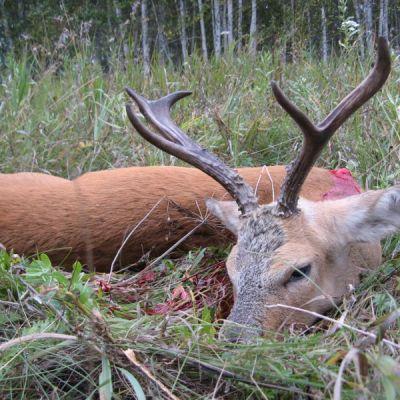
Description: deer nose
xmin=219 ymin=320 xmax=262 ymax=343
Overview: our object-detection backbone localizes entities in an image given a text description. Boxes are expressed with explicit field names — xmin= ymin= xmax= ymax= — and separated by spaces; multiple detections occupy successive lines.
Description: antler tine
xmin=272 ymin=37 xmax=391 ymax=217
xmin=125 ymin=88 xmax=259 ymax=215
xmin=125 ymin=88 xmax=193 ymax=146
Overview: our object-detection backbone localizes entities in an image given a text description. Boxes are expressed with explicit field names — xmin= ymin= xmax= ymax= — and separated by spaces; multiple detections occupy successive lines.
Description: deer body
xmin=0 ymin=165 xmax=334 ymax=271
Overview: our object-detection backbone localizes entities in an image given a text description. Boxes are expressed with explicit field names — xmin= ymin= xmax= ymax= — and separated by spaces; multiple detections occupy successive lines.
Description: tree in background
xmin=249 ymin=0 xmax=257 ymax=56
xmin=0 ymin=0 xmax=399 ymax=72
xmin=141 ymin=0 xmax=150 ymax=76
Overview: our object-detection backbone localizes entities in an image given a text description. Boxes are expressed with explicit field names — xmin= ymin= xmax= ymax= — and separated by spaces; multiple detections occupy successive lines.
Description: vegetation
xmin=0 ymin=2 xmax=400 ymax=398
xmin=1 ymin=1 xmax=399 ymax=69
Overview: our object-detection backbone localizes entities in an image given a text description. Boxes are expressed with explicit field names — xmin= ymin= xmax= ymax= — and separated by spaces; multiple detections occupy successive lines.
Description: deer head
xmin=126 ymin=38 xmax=398 ymax=342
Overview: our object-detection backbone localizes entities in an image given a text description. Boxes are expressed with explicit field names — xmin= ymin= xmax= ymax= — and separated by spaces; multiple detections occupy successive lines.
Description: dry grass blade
xmin=266 ymin=304 xmax=400 ymax=349
xmin=333 ymin=348 xmax=360 ymax=400
xmin=124 ymin=349 xmax=180 ymax=400
xmin=107 ymin=197 xmax=165 ymax=281
xmin=0 ymin=333 xmax=78 ymax=352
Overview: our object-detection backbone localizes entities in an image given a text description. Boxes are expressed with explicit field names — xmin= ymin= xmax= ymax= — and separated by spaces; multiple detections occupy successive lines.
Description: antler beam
xmin=125 ymin=88 xmax=259 ymax=215
xmin=273 ymin=37 xmax=391 ymax=217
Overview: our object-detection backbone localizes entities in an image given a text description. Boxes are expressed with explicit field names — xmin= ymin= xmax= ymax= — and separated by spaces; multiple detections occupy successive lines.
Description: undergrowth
xmin=0 ymin=43 xmax=399 ymax=399
xmin=0 ymin=46 xmax=399 ymax=188
xmin=0 ymin=245 xmax=399 ymax=399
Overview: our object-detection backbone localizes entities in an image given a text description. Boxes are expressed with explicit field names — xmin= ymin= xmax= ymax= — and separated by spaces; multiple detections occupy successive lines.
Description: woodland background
xmin=0 ymin=0 xmax=399 ymax=73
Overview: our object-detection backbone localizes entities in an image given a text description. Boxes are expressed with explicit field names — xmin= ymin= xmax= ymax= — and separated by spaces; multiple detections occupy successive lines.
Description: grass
xmin=0 ymin=42 xmax=399 ymax=399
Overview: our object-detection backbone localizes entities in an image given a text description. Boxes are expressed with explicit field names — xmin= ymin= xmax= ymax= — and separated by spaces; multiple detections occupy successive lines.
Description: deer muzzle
xmin=219 ymin=302 xmax=264 ymax=343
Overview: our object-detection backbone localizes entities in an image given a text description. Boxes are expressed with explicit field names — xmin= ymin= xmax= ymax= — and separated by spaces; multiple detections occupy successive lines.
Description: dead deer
xmin=0 ymin=163 xmax=334 ymax=271
xmin=1 ymin=95 xmax=348 ymax=270
xmin=126 ymin=38 xmax=398 ymax=341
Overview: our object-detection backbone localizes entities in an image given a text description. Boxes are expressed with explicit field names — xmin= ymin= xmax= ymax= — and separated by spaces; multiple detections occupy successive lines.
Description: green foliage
xmin=117 ymin=367 xmax=146 ymax=400
xmin=0 ymin=246 xmax=399 ymax=398
xmin=99 ymin=356 xmax=113 ymax=400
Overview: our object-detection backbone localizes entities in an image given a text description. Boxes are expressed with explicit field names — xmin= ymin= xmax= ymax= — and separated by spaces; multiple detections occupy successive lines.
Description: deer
xmin=0 ymin=93 xmax=353 ymax=270
xmin=125 ymin=37 xmax=399 ymax=342
xmin=0 ymin=157 xmax=335 ymax=272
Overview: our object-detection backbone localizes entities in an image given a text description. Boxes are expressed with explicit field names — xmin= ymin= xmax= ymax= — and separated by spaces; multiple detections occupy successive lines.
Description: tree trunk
xmin=113 ymin=0 xmax=129 ymax=60
xmin=321 ymin=6 xmax=328 ymax=63
xmin=190 ymin=3 xmax=196 ymax=54
xmin=0 ymin=0 xmax=13 ymax=53
xmin=155 ymin=2 xmax=171 ymax=64
xmin=394 ymin=3 xmax=400 ymax=48
xmin=364 ymin=0 xmax=373 ymax=53
xmin=197 ymin=0 xmax=208 ymax=61
xmin=306 ymin=8 xmax=312 ymax=53
xmin=290 ymin=0 xmax=295 ymax=62
xmin=249 ymin=0 xmax=257 ymax=56
xmin=353 ymin=0 xmax=365 ymax=58
xmin=141 ymin=0 xmax=150 ymax=76
xmin=17 ymin=0 xmax=24 ymax=19
xmin=213 ymin=0 xmax=221 ymax=58
xmin=130 ymin=2 xmax=140 ymax=65
xmin=133 ymin=25 xmax=139 ymax=64
xmin=113 ymin=0 xmax=122 ymax=31
xmin=237 ymin=0 xmax=243 ymax=50
xmin=222 ymin=0 xmax=228 ymax=53
xmin=227 ymin=0 xmax=233 ymax=47
xmin=178 ymin=0 xmax=188 ymax=63
xmin=379 ymin=0 xmax=389 ymax=39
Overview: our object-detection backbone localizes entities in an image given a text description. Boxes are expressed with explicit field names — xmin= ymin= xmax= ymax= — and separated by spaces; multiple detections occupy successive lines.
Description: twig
xmin=156 ymin=346 xmax=312 ymax=396
xmin=0 ymin=300 xmax=19 ymax=308
xmin=88 ymin=308 xmax=180 ymax=399
xmin=124 ymin=349 xmax=180 ymax=400
xmin=116 ymin=220 xmax=207 ymax=286
xmin=265 ymin=304 xmax=400 ymax=349
xmin=0 ymin=333 xmax=77 ymax=352
xmin=108 ymin=197 xmax=165 ymax=282
xmin=355 ymin=308 xmax=400 ymax=349
xmin=333 ymin=309 xmax=400 ymax=400
xmin=147 ymin=221 xmax=206 ymax=269
xmin=254 ymin=165 xmax=276 ymax=203
xmin=333 ymin=348 xmax=360 ymax=400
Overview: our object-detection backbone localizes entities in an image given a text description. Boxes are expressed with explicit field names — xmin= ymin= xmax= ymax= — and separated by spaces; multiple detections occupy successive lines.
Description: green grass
xmin=1 ymin=46 xmax=399 ymax=185
xmin=0 ymin=43 xmax=399 ymax=399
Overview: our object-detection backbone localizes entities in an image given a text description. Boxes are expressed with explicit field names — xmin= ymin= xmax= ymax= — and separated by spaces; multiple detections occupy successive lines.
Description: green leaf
xmin=71 ymin=261 xmax=83 ymax=286
xmin=382 ymin=377 xmax=397 ymax=400
xmin=117 ymin=367 xmax=146 ymax=400
xmin=52 ymin=270 xmax=69 ymax=286
xmin=201 ymin=306 xmax=212 ymax=323
xmin=99 ymin=356 xmax=113 ymax=400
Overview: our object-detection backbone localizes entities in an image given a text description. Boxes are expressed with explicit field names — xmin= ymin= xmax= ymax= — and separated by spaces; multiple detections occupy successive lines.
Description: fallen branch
xmin=88 ymin=308 xmax=181 ymax=399
xmin=0 ymin=333 xmax=77 ymax=352
xmin=156 ymin=346 xmax=312 ymax=397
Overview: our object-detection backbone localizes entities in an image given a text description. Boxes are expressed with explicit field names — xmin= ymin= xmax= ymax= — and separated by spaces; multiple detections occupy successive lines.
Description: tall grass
xmin=0 ymin=43 xmax=399 ymax=399
xmin=1 ymin=45 xmax=398 ymax=184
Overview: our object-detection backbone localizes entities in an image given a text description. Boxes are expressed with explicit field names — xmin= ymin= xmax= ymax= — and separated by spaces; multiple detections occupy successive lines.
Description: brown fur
xmin=0 ymin=165 xmax=332 ymax=271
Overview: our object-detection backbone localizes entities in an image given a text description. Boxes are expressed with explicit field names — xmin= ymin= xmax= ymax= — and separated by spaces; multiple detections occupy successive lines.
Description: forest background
xmin=1 ymin=1 xmax=399 ymax=73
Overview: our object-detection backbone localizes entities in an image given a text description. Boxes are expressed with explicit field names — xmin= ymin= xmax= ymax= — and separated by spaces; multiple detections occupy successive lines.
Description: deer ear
xmin=324 ymin=186 xmax=400 ymax=245
xmin=206 ymin=199 xmax=241 ymax=235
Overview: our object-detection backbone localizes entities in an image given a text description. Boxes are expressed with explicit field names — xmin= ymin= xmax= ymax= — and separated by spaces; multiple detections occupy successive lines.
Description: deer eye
xmin=287 ymin=264 xmax=311 ymax=284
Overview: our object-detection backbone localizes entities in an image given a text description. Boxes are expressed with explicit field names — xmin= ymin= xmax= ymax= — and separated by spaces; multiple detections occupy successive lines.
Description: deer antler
xmin=125 ymin=89 xmax=259 ymax=215
xmin=272 ymin=37 xmax=391 ymax=217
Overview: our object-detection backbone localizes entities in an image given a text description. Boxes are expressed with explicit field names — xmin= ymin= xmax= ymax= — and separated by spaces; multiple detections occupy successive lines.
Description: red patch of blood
xmin=322 ymin=168 xmax=362 ymax=201
xmin=145 ymin=261 xmax=233 ymax=318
